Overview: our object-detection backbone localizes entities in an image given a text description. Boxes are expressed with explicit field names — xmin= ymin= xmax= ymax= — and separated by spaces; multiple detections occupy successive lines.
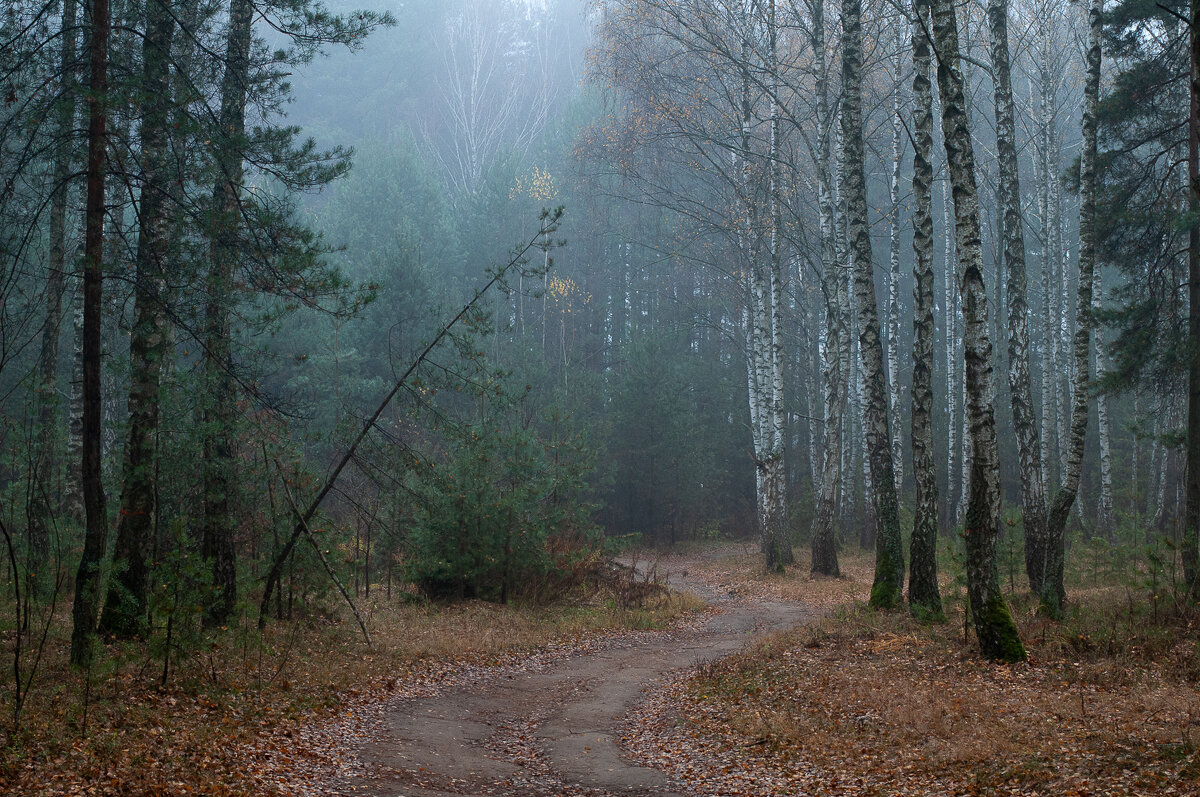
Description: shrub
xmin=404 ymin=411 xmax=601 ymax=602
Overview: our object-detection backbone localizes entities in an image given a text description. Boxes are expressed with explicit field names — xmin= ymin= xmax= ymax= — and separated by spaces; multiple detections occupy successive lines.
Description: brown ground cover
xmin=624 ymin=548 xmax=1200 ymax=796
xmin=0 ymin=586 xmax=699 ymax=796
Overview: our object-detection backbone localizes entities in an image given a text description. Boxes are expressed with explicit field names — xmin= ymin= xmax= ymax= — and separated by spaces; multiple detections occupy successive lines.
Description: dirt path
xmin=328 ymin=553 xmax=810 ymax=797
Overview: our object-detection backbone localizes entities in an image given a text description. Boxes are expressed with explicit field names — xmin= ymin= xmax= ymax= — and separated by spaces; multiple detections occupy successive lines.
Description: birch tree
xmin=930 ymin=0 xmax=1024 ymax=659
xmin=29 ymin=0 xmax=79 ymax=598
xmin=908 ymin=0 xmax=943 ymax=619
xmin=987 ymin=0 xmax=1048 ymax=596
xmin=99 ymin=0 xmax=177 ymax=638
xmin=1041 ymin=0 xmax=1100 ymax=616
xmin=810 ymin=0 xmax=847 ymax=577
xmin=69 ymin=0 xmax=112 ymax=668
xmin=1094 ymin=268 xmax=1114 ymax=537
xmin=887 ymin=25 xmax=905 ymax=499
xmin=843 ymin=0 xmax=904 ymax=607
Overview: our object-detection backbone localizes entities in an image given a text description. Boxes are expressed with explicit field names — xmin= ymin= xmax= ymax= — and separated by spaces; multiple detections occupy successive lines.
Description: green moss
xmin=868 ymin=578 xmax=902 ymax=609
xmin=976 ymin=595 xmax=1026 ymax=662
xmin=1038 ymin=585 xmax=1065 ymax=621
xmin=868 ymin=549 xmax=903 ymax=609
xmin=909 ymin=600 xmax=947 ymax=625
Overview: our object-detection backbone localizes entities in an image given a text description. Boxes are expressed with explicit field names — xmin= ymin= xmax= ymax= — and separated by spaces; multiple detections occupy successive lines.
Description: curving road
xmin=329 ymin=557 xmax=808 ymax=797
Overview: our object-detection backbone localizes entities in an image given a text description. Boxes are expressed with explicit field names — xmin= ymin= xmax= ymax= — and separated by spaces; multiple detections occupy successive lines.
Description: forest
xmin=1 ymin=0 xmax=1199 ymax=793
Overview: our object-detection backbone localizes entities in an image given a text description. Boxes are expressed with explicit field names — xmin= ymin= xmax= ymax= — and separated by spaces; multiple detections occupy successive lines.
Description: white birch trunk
xmin=887 ymin=31 xmax=905 ymax=499
xmin=1094 ymin=268 xmax=1114 ymax=537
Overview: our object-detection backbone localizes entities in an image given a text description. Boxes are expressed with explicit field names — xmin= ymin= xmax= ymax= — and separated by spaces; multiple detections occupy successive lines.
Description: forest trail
xmin=327 ymin=549 xmax=812 ymax=796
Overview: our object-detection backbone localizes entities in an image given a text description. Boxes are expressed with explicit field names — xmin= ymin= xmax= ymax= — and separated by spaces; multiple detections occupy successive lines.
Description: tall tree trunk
xmin=30 ymin=0 xmax=80 ymax=598
xmin=763 ymin=0 xmax=792 ymax=569
xmin=941 ymin=178 xmax=959 ymax=528
xmin=842 ymin=0 xmax=903 ymax=607
xmin=1042 ymin=0 xmax=1100 ymax=616
xmin=811 ymin=0 xmax=845 ymax=574
xmin=1184 ymin=0 xmax=1200 ymax=595
xmin=987 ymin=0 xmax=1048 ymax=595
xmin=1036 ymin=58 xmax=1059 ymax=494
xmin=70 ymin=0 xmax=112 ymax=668
xmin=887 ymin=28 xmax=904 ymax=499
xmin=99 ymin=0 xmax=176 ymax=638
xmin=835 ymin=115 xmax=853 ymax=535
xmin=930 ymin=0 xmax=1024 ymax=660
xmin=1094 ymin=268 xmax=1114 ymax=538
xmin=909 ymin=0 xmax=942 ymax=619
xmin=203 ymin=0 xmax=253 ymax=626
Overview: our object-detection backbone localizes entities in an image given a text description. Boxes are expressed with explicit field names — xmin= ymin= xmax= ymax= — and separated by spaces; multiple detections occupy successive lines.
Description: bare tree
xmin=69 ymin=0 xmax=112 ymax=668
xmin=930 ymin=0 xmax=1024 ymax=659
xmin=908 ymin=0 xmax=942 ymax=619
xmin=1041 ymin=0 xmax=1100 ymax=616
xmin=842 ymin=0 xmax=903 ymax=607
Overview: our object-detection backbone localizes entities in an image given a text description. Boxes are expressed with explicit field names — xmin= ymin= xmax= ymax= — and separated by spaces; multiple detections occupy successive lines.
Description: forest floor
xmin=5 ymin=541 xmax=1200 ymax=795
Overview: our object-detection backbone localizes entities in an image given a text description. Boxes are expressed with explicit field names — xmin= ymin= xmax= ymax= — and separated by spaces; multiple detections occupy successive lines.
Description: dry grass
xmin=0 ymin=585 xmax=703 ymax=796
xmin=651 ymin=541 xmax=875 ymax=609
xmin=665 ymin=547 xmax=1200 ymax=796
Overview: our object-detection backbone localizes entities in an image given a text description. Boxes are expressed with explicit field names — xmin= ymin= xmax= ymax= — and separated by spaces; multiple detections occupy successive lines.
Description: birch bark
xmin=70 ymin=0 xmax=112 ymax=668
xmin=843 ymin=0 xmax=903 ymax=607
xmin=810 ymin=0 xmax=844 ymax=576
xmin=908 ymin=0 xmax=943 ymax=617
xmin=30 ymin=0 xmax=79 ymax=596
xmin=931 ymin=0 xmax=1024 ymax=659
xmin=1094 ymin=268 xmax=1114 ymax=538
xmin=987 ymin=0 xmax=1048 ymax=595
xmin=1041 ymin=0 xmax=1100 ymax=616
xmin=887 ymin=28 xmax=904 ymax=500
xmin=99 ymin=0 xmax=176 ymax=638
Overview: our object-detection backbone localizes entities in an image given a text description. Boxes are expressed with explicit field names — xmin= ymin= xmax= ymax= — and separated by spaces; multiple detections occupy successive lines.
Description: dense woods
xmin=2 ymin=0 xmax=1200 ymax=789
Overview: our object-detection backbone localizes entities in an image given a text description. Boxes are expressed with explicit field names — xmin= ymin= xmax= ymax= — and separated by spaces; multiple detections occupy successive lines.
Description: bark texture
xmin=842 ymin=0 xmax=903 ymax=608
xmin=99 ymin=0 xmax=176 ymax=638
xmin=1186 ymin=0 xmax=1200 ymax=596
xmin=30 ymin=0 xmax=79 ymax=597
xmin=987 ymin=0 xmax=1048 ymax=596
xmin=1042 ymin=0 xmax=1100 ymax=616
xmin=1094 ymin=268 xmax=1114 ymax=537
xmin=931 ymin=0 xmax=1024 ymax=660
xmin=70 ymin=0 xmax=112 ymax=668
xmin=908 ymin=0 xmax=943 ymax=619
xmin=203 ymin=0 xmax=254 ymax=626
xmin=811 ymin=0 xmax=844 ymax=577
xmin=887 ymin=32 xmax=904 ymax=499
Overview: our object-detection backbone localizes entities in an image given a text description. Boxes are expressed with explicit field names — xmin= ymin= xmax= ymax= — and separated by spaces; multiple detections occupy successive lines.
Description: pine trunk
xmin=203 ymin=0 xmax=254 ymax=626
xmin=931 ymin=0 xmax=1024 ymax=660
xmin=1185 ymin=0 xmax=1200 ymax=595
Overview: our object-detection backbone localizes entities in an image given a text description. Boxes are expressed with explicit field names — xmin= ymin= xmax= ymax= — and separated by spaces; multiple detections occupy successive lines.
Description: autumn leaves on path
xmin=321 ymin=550 xmax=818 ymax=796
